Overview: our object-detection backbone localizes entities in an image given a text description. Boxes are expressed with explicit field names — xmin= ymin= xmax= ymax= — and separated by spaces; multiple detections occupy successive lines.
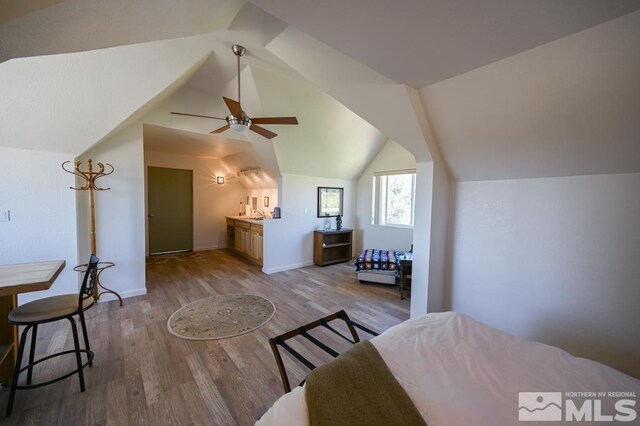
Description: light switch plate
xmin=0 ymin=210 xmax=10 ymax=222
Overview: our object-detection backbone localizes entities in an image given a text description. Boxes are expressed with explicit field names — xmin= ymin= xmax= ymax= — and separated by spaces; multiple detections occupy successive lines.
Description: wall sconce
xmin=216 ymin=176 xmax=225 ymax=184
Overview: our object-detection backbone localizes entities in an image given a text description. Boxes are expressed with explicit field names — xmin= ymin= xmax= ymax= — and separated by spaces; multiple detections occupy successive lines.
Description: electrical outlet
xmin=0 ymin=210 xmax=10 ymax=222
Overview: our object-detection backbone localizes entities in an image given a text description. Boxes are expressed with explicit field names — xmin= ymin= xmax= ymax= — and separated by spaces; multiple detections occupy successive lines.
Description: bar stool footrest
xmin=13 ymin=349 xmax=94 ymax=390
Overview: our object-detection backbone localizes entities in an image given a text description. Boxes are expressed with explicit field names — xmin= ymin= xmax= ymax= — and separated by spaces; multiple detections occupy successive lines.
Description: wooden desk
xmin=0 ymin=260 xmax=65 ymax=383
xmin=397 ymin=252 xmax=413 ymax=300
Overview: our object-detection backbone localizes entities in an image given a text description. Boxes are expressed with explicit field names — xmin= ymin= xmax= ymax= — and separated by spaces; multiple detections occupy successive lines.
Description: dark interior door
xmin=148 ymin=166 xmax=193 ymax=255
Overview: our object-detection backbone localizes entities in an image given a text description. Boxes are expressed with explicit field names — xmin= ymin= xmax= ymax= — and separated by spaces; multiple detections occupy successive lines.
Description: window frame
xmin=371 ymin=169 xmax=416 ymax=229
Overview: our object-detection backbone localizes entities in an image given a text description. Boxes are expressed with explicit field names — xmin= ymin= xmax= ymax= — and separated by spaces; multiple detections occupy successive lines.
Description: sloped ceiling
xmin=421 ymin=11 xmax=640 ymax=181
xmin=142 ymin=123 xmax=277 ymax=188
xmin=0 ymin=34 xmax=220 ymax=154
xmin=143 ymin=124 xmax=252 ymax=159
xmin=265 ymin=27 xmax=433 ymax=163
xmin=250 ymin=64 xmax=388 ymax=179
xmin=140 ymin=69 xmax=282 ymax=189
xmin=249 ymin=0 xmax=640 ymax=88
xmin=2 ymin=1 xmax=638 ymax=184
xmin=0 ymin=0 xmax=67 ymax=24
xmin=251 ymin=1 xmax=640 ymax=181
xmin=185 ymin=4 xmax=287 ymax=95
xmin=140 ymin=52 xmax=388 ymax=182
xmin=0 ymin=0 xmax=243 ymax=62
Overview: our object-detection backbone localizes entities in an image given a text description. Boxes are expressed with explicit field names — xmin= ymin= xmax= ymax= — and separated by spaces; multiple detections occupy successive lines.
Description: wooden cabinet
xmin=256 ymin=233 xmax=263 ymax=263
xmin=249 ymin=226 xmax=262 ymax=260
xmin=234 ymin=227 xmax=242 ymax=251
xmin=227 ymin=218 xmax=263 ymax=265
xmin=313 ymin=229 xmax=353 ymax=266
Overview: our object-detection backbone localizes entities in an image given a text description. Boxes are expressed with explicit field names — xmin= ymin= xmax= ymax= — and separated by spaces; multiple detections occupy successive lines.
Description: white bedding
xmin=257 ymin=312 xmax=639 ymax=425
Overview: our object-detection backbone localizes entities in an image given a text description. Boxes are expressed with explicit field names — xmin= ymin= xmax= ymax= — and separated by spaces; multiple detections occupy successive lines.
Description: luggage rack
xmin=269 ymin=310 xmax=379 ymax=393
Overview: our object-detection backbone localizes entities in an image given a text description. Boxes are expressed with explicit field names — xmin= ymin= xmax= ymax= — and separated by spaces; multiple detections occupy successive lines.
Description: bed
xmin=257 ymin=312 xmax=640 ymax=425
xmin=354 ymin=249 xmax=400 ymax=285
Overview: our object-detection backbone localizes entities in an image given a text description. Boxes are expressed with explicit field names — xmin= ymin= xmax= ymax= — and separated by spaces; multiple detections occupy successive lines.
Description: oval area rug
xmin=167 ymin=294 xmax=276 ymax=340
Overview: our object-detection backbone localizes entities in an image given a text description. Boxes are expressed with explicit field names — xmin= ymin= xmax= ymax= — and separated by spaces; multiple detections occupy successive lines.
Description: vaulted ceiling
xmin=249 ymin=0 xmax=640 ymax=87
xmin=1 ymin=1 xmax=638 ymax=184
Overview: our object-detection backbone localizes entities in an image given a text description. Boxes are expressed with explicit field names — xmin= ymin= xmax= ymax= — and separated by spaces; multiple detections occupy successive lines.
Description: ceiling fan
xmin=171 ymin=44 xmax=298 ymax=139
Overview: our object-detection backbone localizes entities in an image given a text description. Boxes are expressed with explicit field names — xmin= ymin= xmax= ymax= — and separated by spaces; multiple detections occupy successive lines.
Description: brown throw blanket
xmin=305 ymin=340 xmax=427 ymax=426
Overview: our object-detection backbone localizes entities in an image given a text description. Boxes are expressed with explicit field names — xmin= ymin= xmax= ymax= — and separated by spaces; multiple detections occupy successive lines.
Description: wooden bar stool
xmin=5 ymin=254 xmax=99 ymax=416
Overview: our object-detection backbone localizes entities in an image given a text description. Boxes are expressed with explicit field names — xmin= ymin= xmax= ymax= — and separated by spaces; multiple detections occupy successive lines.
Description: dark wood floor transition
xmin=0 ymin=249 xmax=409 ymax=425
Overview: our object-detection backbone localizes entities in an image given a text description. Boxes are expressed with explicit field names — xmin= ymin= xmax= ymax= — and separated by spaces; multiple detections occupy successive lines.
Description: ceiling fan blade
xmin=171 ymin=112 xmax=226 ymax=120
xmin=223 ymin=97 xmax=243 ymax=118
xmin=210 ymin=124 xmax=230 ymax=134
xmin=250 ymin=124 xmax=277 ymax=139
xmin=251 ymin=117 xmax=299 ymax=125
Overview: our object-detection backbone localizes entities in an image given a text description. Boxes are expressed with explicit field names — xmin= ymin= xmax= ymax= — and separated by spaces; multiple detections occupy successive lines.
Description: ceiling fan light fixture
xmin=170 ymin=43 xmax=297 ymax=138
xmin=227 ymin=115 xmax=251 ymax=132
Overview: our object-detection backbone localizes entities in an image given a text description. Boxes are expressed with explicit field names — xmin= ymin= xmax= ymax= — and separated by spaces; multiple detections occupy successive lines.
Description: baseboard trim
xmin=97 ymin=287 xmax=147 ymax=303
xmin=263 ymin=261 xmax=314 ymax=275
xmin=194 ymin=245 xmax=221 ymax=252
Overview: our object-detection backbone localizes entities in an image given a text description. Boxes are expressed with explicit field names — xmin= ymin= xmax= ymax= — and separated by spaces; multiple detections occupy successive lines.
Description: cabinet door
xmin=257 ymin=233 xmax=263 ymax=261
xmin=242 ymin=229 xmax=250 ymax=254
xmin=234 ymin=228 xmax=242 ymax=251
xmin=250 ymin=231 xmax=258 ymax=259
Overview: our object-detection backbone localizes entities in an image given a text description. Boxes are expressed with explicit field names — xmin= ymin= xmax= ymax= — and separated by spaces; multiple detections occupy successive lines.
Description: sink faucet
xmin=253 ymin=210 xmax=265 ymax=218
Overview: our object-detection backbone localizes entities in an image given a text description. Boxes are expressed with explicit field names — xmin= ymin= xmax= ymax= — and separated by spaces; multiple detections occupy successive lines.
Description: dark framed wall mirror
xmin=317 ymin=187 xmax=344 ymax=218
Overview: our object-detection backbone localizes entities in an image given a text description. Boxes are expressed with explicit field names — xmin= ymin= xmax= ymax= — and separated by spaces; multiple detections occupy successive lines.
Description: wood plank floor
xmin=0 ymin=250 xmax=409 ymax=425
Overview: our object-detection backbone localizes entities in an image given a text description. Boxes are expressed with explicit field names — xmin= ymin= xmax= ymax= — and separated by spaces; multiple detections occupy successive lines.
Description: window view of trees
xmin=384 ymin=174 xmax=413 ymax=225
xmin=372 ymin=171 xmax=415 ymax=227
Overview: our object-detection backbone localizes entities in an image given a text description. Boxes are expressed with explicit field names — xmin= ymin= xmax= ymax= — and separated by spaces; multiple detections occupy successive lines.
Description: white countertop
xmin=226 ymin=216 xmax=267 ymax=225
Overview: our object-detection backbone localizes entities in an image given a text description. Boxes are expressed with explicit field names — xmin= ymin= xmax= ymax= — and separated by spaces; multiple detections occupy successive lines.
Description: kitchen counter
xmin=226 ymin=217 xmax=264 ymax=265
xmin=226 ymin=215 xmax=267 ymax=225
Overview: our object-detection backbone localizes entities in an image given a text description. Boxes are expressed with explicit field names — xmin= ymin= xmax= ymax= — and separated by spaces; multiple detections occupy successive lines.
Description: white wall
xmin=77 ymin=123 xmax=147 ymax=301
xmin=448 ymin=173 xmax=640 ymax=377
xmin=263 ymin=173 xmax=356 ymax=273
xmin=355 ymin=139 xmax=415 ymax=252
xmin=407 ymin=87 xmax=451 ymax=316
xmin=144 ymin=150 xmax=246 ymax=252
xmin=425 ymin=159 xmax=450 ymax=313
xmin=267 ymin=29 xmax=447 ymax=319
xmin=244 ymin=188 xmax=278 ymax=216
xmin=0 ymin=147 xmax=78 ymax=303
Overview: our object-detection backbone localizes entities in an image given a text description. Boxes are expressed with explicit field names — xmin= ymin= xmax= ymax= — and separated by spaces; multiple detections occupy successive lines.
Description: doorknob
xmin=148 ymin=214 xmax=155 ymax=218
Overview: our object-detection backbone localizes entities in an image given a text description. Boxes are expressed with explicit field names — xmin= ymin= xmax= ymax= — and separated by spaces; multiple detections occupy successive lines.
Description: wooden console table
xmin=313 ymin=229 xmax=353 ymax=266
xmin=0 ymin=260 xmax=65 ymax=383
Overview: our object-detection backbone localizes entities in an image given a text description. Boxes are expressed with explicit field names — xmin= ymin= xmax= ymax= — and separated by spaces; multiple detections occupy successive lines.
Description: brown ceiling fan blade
xmin=210 ymin=124 xmax=230 ymax=134
xmin=251 ymin=117 xmax=299 ymax=125
xmin=223 ymin=97 xmax=243 ymax=118
xmin=250 ymin=124 xmax=277 ymax=139
xmin=171 ymin=112 xmax=226 ymax=120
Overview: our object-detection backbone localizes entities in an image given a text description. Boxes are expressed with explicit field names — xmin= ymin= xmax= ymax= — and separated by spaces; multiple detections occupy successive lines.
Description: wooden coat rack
xmin=62 ymin=159 xmax=123 ymax=305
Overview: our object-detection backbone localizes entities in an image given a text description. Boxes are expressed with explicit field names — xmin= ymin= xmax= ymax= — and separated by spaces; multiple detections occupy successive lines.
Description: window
xmin=372 ymin=170 xmax=416 ymax=227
